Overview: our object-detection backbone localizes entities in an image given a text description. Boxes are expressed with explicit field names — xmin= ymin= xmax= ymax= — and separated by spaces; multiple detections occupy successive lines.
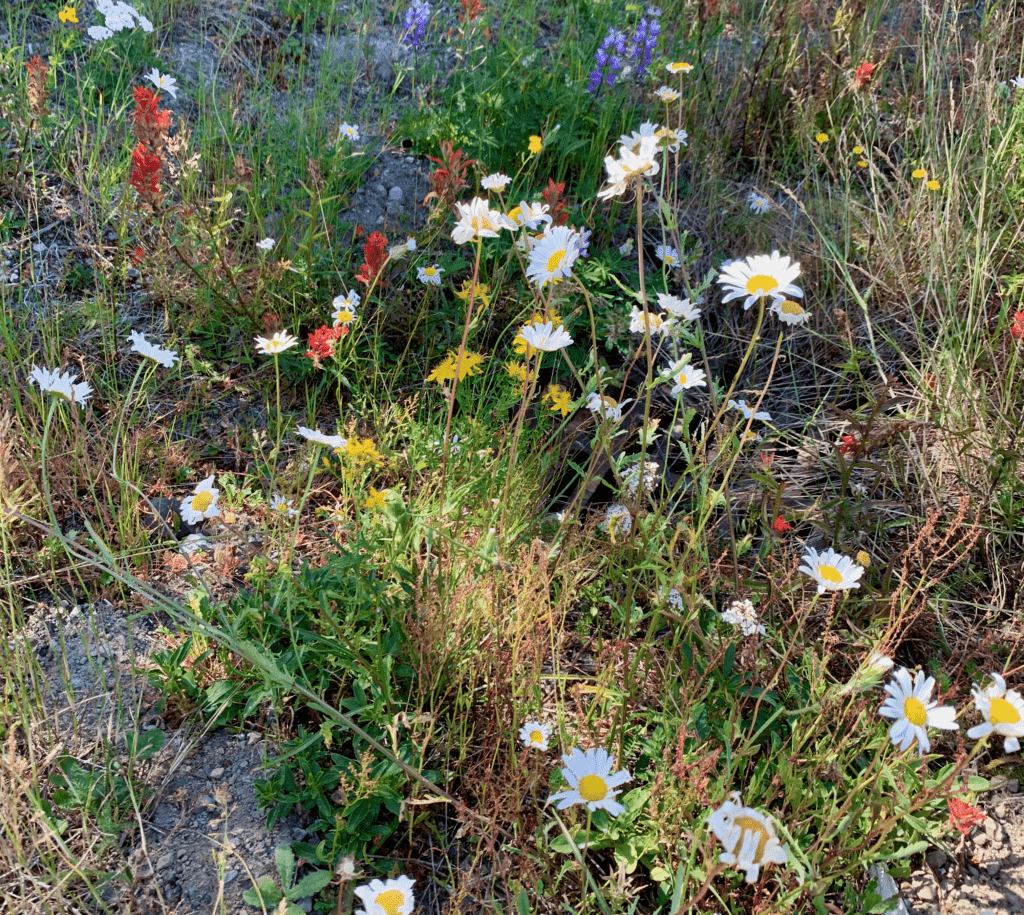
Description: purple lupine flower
xmin=577 ymin=226 xmax=592 ymax=258
xmin=402 ymin=0 xmax=431 ymax=48
xmin=588 ymin=27 xmax=628 ymax=94
xmin=630 ymin=7 xmax=661 ymax=80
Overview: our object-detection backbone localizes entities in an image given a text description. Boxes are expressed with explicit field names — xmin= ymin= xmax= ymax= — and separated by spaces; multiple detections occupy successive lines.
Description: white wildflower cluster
xmin=89 ymin=0 xmax=154 ymax=40
xmin=621 ymin=460 xmax=659 ymax=498
xmin=720 ymin=598 xmax=765 ymax=637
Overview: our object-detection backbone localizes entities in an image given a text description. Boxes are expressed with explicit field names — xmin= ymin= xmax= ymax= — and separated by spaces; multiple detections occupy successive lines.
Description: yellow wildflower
xmin=454 ymin=280 xmax=491 ymax=312
xmin=427 ymin=350 xmax=485 ymax=383
xmin=528 ymin=135 xmax=543 ymax=154
xmin=926 ymin=179 xmax=940 ymax=191
xmin=852 ymin=146 xmax=864 ymax=155
xmin=363 ymin=487 xmax=387 ymax=511
xmin=543 ymin=384 xmax=573 ymax=417
xmin=855 ymin=550 xmax=871 ymax=568
xmin=815 ymin=132 xmax=829 ymax=145
xmin=504 ymin=360 xmax=537 ymax=394
xmin=912 ymin=168 xmax=927 ymax=179
xmin=58 ymin=5 xmax=78 ymax=22
xmin=343 ymin=437 xmax=384 ymax=468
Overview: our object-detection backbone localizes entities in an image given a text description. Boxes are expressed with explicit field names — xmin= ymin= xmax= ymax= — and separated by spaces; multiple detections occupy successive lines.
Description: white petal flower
xmin=416 ymin=264 xmax=444 ymax=285
xmin=548 ymin=747 xmax=632 ymax=817
xmin=508 ymin=200 xmax=552 ymax=230
xmin=519 ymin=721 xmax=551 ymax=750
xmin=254 ymin=331 xmax=298 ymax=355
xmin=332 ymin=291 xmax=360 ymax=326
xmin=353 ymin=875 xmax=415 ymax=915
xmin=798 ymin=547 xmax=864 ymax=594
xmin=717 ymin=251 xmax=803 ymax=310
xmin=28 ymin=365 xmax=93 ymax=407
xmin=525 ymin=226 xmax=581 ymax=287
xmin=653 ymin=86 xmax=680 ymax=102
xmin=655 ymin=244 xmax=679 ymax=266
xmin=597 ymin=137 xmax=661 ymax=200
xmin=747 ymin=191 xmax=771 ymax=214
xmin=661 ymin=357 xmax=707 ymax=394
xmin=338 ymin=122 xmax=360 ymax=141
xmin=771 ymin=298 xmax=812 ymax=325
xmin=179 ymin=475 xmax=220 ymax=526
xmin=709 ymin=792 xmax=788 ymax=883
xmin=296 ymin=426 xmax=348 ymax=450
xmin=586 ymin=392 xmax=631 ymax=423
xmin=451 ymin=197 xmax=516 ymax=244
xmin=144 ymin=68 xmax=178 ymax=99
xmin=728 ymin=399 xmax=772 ymax=422
xmin=270 ymin=494 xmax=298 ymax=517
xmin=657 ymin=293 xmax=701 ymax=322
xmin=481 ymin=172 xmax=512 ymax=190
xmin=967 ymin=673 xmax=1024 ymax=753
xmin=879 ymin=667 xmax=959 ymax=756
xmin=1010 ymin=76 xmax=1024 ymax=90
xmin=255 ymin=237 xmax=275 ymax=251
xmin=517 ymin=321 xmax=573 ymax=352
xmin=721 ymin=598 xmax=765 ymax=636
xmin=628 ymin=306 xmax=673 ymax=335
xmin=128 ymin=330 xmax=178 ymax=368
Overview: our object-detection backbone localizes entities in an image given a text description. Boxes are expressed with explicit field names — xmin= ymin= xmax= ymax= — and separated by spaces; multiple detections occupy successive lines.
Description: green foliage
xmin=242 ymin=843 xmax=334 ymax=915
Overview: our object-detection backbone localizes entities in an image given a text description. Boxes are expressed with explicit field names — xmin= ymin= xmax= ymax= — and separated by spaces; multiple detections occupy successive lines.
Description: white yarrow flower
xmin=255 ymin=237 xmax=275 ymax=251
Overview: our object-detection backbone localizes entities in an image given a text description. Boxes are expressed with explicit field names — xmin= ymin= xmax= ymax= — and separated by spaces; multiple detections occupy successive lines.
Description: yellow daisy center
xmin=578 ymin=774 xmax=608 ymax=802
xmin=817 ymin=564 xmax=843 ymax=584
xmin=529 ymin=730 xmax=544 ymax=744
xmin=338 ymin=309 xmax=353 ymax=322
xmin=677 ymin=371 xmax=688 ymax=384
xmin=424 ymin=268 xmax=437 ymax=277
xmin=375 ymin=890 xmax=404 ymax=915
xmin=990 ymin=697 xmax=1021 ymax=725
xmin=903 ymin=696 xmax=927 ymax=726
xmin=546 ymin=249 xmax=566 ymax=273
xmin=191 ymin=492 xmax=212 ymax=513
xmin=779 ymin=300 xmax=804 ymax=316
xmin=745 ymin=274 xmax=778 ymax=295
xmin=508 ymin=206 xmax=522 ymax=223
xmin=732 ymin=815 xmax=770 ymax=861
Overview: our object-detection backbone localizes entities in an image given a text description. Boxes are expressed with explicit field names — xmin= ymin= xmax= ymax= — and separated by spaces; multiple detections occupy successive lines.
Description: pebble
xmin=976 ymin=832 xmax=989 ymax=846
xmin=157 ymin=853 xmax=175 ymax=870
xmin=987 ymin=861 xmax=1001 ymax=875
xmin=926 ymin=848 xmax=948 ymax=869
xmin=209 ymin=767 xmax=224 ymax=778
xmin=1009 ymin=779 xmax=1020 ymax=792
xmin=248 ymin=732 xmax=261 ymax=745
xmin=223 ymin=869 xmax=237 ymax=884
xmin=917 ymin=884 xmax=937 ymax=902
xmin=388 ymin=186 xmax=403 ymax=200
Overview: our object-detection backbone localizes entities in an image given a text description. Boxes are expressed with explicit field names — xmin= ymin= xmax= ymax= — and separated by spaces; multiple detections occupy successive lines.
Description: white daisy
xmin=481 ymin=172 xmax=512 ymax=191
xmin=270 ymin=494 xmax=297 ymax=517
xmin=451 ymin=197 xmax=516 ymax=245
xmin=144 ymin=68 xmax=178 ymax=99
xmin=655 ymin=244 xmax=679 ymax=266
xmin=666 ymin=61 xmax=693 ymax=74
xmin=353 ymin=875 xmax=415 ymax=915
xmin=255 ymin=237 xmax=275 ymax=251
xmin=717 ymin=251 xmax=803 ymax=310
xmin=332 ymin=291 xmax=361 ymax=326
xmin=653 ymin=86 xmax=680 ymax=102
xmin=728 ymin=399 xmax=771 ymax=422
xmin=548 ymin=747 xmax=632 ymax=817
xmin=28 ymin=365 xmax=93 ymax=407
xmin=416 ymin=264 xmax=444 ymax=285
xmin=709 ymin=792 xmax=788 ymax=883
xmin=586 ymin=392 xmax=631 ymax=423
xmin=338 ymin=122 xmax=360 ymax=142
xmin=655 ymin=125 xmax=688 ymax=152
xmin=798 ymin=547 xmax=864 ymax=594
xmin=517 ymin=321 xmax=574 ymax=352
xmin=721 ymin=598 xmax=765 ymax=636
xmin=747 ymin=191 xmax=771 ymax=214
xmin=508 ymin=200 xmax=552 ymax=230
xmin=629 ymin=305 xmax=674 ymax=335
xmin=878 ymin=667 xmax=959 ymax=756
xmin=967 ymin=673 xmax=1024 ymax=753
xmin=254 ymin=331 xmax=298 ymax=355
xmin=179 ymin=475 xmax=220 ymax=526
xmin=662 ymin=357 xmax=707 ymax=394
xmin=519 ymin=721 xmax=551 ymax=750
xmin=1011 ymin=76 xmax=1024 ymax=90
xmin=619 ymin=121 xmax=659 ymax=153
xmin=296 ymin=426 xmax=348 ymax=450
xmin=128 ymin=330 xmax=178 ymax=368
xmin=771 ymin=299 xmax=811 ymax=325
xmin=657 ymin=293 xmax=701 ymax=322
xmin=525 ymin=226 xmax=581 ymax=287
xmin=597 ymin=137 xmax=661 ymax=200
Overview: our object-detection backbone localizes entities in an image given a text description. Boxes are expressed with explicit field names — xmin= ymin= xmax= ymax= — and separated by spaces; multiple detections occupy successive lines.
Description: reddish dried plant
xmin=26 ymin=56 xmax=49 ymax=120
xmin=1010 ymin=310 xmax=1024 ymax=341
xmin=423 ymin=141 xmax=480 ymax=215
xmin=130 ymin=87 xmax=173 ymax=210
xmin=355 ymin=231 xmax=389 ymax=287
xmin=541 ymin=178 xmax=568 ymax=226
xmin=947 ymin=796 xmax=985 ymax=836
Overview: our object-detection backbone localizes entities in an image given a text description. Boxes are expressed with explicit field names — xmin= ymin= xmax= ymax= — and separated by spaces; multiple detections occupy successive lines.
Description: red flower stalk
xmin=771 ymin=515 xmax=792 ymax=534
xmin=305 ymin=325 xmax=347 ymax=367
xmin=423 ymin=140 xmax=480 ymax=215
xmin=132 ymin=245 xmax=146 ymax=265
xmin=542 ymin=178 xmax=568 ymax=226
xmin=130 ymin=143 xmax=163 ymax=208
xmin=838 ymin=433 xmax=859 ymax=455
xmin=1011 ymin=310 xmax=1024 ymax=341
xmin=355 ymin=231 xmax=389 ymax=287
xmin=947 ymin=797 xmax=985 ymax=837
xmin=852 ymin=61 xmax=876 ymax=90
xmin=26 ymin=56 xmax=50 ymax=119
xmin=458 ymin=0 xmax=485 ymax=22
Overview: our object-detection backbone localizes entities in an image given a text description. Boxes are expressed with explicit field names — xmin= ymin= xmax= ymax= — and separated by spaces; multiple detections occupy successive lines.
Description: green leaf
xmin=288 ymin=869 xmax=333 ymax=899
xmin=967 ymin=775 xmax=990 ymax=791
xmin=276 ymin=843 xmax=296 ymax=889
xmin=243 ymin=876 xmax=284 ymax=907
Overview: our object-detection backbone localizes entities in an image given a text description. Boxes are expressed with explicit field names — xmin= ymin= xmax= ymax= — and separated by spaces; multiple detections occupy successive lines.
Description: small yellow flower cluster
xmin=428 ymin=350 xmax=485 ymax=383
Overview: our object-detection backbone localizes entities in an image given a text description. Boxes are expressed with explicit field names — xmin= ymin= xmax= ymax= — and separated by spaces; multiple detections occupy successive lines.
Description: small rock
xmin=996 ymin=803 xmax=1008 ymax=818
xmin=223 ymin=870 xmax=237 ymax=884
xmin=976 ymin=832 xmax=989 ymax=846
xmin=209 ymin=767 xmax=225 ymax=779
xmin=925 ymin=848 xmax=947 ymax=869
xmin=917 ymin=884 xmax=937 ymax=902
xmin=987 ymin=860 xmax=1001 ymax=875
xmin=292 ymin=827 xmax=307 ymax=840
xmin=295 ymin=899 xmax=312 ymax=913
xmin=248 ymin=732 xmax=261 ymax=745
xmin=388 ymin=186 xmax=403 ymax=200
xmin=157 ymin=853 xmax=175 ymax=870
xmin=1008 ymin=778 xmax=1019 ymax=792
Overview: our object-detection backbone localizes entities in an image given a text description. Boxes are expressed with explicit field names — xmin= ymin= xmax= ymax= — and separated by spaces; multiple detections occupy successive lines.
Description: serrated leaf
xmin=275 ymin=843 xmax=295 ymax=889
xmin=288 ymin=869 xmax=333 ymax=899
